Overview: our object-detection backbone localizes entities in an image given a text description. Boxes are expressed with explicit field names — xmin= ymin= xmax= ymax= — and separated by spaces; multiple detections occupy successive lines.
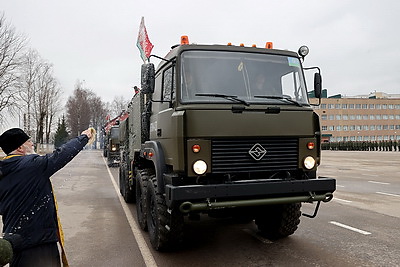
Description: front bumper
xmin=165 ymin=177 xmax=336 ymax=209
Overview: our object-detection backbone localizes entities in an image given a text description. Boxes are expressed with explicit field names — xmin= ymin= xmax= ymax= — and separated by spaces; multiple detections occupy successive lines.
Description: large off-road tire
xmin=255 ymin=203 xmax=301 ymax=240
xmin=136 ymin=169 xmax=150 ymax=231
xmin=146 ymin=175 xmax=184 ymax=251
xmin=119 ymin=163 xmax=135 ymax=203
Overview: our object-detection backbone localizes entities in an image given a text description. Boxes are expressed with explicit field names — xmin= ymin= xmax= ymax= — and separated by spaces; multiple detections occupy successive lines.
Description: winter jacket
xmin=0 ymin=135 xmax=88 ymax=251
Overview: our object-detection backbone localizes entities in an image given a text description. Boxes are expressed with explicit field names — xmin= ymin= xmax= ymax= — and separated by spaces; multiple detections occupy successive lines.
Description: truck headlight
xmin=193 ymin=160 xmax=207 ymax=175
xmin=111 ymin=145 xmax=117 ymax=151
xmin=303 ymin=156 xmax=316 ymax=170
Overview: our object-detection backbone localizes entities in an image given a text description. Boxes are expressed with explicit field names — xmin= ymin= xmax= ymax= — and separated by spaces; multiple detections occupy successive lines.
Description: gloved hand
xmin=0 ymin=238 xmax=13 ymax=266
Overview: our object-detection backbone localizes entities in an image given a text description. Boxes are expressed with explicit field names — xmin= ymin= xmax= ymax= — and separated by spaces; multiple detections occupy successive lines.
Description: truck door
xmin=150 ymin=63 xmax=183 ymax=168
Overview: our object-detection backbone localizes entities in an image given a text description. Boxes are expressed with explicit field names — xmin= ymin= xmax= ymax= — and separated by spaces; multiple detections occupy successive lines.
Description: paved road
xmin=3 ymin=150 xmax=400 ymax=266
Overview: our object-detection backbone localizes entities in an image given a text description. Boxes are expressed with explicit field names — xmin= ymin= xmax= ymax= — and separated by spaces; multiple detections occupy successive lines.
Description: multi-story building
xmin=310 ymin=92 xmax=400 ymax=143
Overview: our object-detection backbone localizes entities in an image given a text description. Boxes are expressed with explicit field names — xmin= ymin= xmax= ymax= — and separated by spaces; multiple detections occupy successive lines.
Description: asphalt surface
xmin=2 ymin=150 xmax=400 ymax=266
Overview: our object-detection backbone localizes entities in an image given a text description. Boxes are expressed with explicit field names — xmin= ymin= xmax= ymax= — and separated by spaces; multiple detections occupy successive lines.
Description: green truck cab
xmin=103 ymin=124 xmax=121 ymax=166
xmin=119 ymin=39 xmax=335 ymax=250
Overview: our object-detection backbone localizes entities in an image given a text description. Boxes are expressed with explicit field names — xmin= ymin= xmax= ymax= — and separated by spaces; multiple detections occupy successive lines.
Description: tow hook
xmin=302 ymin=192 xmax=333 ymax=218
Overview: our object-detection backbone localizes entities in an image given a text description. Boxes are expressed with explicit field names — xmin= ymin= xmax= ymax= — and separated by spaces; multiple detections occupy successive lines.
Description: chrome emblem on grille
xmin=248 ymin=143 xmax=266 ymax=161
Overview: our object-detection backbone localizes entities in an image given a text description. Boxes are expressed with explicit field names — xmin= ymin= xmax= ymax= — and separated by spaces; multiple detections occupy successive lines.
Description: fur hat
xmin=0 ymin=128 xmax=30 ymax=155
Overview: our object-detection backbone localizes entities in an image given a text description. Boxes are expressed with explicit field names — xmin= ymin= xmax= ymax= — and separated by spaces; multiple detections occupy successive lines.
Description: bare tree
xmin=66 ymin=81 xmax=92 ymax=137
xmin=0 ymin=13 xmax=26 ymax=125
xmin=110 ymin=95 xmax=129 ymax=118
xmin=18 ymin=49 xmax=41 ymax=137
xmin=89 ymin=94 xmax=107 ymax=148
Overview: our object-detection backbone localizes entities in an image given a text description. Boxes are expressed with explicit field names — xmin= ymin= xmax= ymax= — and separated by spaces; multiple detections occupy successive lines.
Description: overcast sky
xmin=2 ymin=0 xmax=400 ymax=106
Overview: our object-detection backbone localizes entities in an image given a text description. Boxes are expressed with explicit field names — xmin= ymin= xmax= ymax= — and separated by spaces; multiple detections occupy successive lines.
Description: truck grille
xmin=211 ymin=138 xmax=298 ymax=173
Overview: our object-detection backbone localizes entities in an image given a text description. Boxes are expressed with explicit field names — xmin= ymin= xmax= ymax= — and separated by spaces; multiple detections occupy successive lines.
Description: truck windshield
xmin=180 ymin=50 xmax=309 ymax=106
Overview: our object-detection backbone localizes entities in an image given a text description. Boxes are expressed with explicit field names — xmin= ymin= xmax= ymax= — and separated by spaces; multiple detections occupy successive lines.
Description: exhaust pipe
xmin=179 ymin=193 xmax=333 ymax=213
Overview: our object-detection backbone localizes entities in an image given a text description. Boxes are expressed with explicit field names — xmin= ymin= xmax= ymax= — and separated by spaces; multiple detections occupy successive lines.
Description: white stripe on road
xmin=376 ymin=191 xmax=400 ymax=197
xmin=330 ymin=221 xmax=371 ymax=235
xmin=103 ymin=157 xmax=158 ymax=267
xmin=368 ymin=181 xmax=390 ymax=185
xmin=333 ymin=197 xmax=352 ymax=203
xmin=336 ymin=185 xmax=345 ymax=188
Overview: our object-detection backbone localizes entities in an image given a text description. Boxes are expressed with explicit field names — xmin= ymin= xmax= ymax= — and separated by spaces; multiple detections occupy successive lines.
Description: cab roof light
xmin=227 ymin=42 xmax=232 ymax=46
xmin=252 ymin=44 xmax=257 ymax=48
xmin=265 ymin=42 xmax=273 ymax=49
xmin=181 ymin=35 xmax=189 ymax=45
xmin=240 ymin=43 xmax=245 ymax=47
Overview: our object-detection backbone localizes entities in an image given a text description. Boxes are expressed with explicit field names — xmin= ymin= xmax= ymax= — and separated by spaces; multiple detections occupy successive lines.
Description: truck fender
xmin=141 ymin=141 xmax=166 ymax=194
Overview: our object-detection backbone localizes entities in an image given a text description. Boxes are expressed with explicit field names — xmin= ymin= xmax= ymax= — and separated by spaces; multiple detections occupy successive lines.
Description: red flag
xmin=136 ymin=17 xmax=154 ymax=62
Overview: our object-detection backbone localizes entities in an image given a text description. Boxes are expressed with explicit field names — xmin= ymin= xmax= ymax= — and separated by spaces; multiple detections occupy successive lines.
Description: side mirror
xmin=141 ymin=63 xmax=155 ymax=94
xmin=314 ymin=72 xmax=322 ymax=99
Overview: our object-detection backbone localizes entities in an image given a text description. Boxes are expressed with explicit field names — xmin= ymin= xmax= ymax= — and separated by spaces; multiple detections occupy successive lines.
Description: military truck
xmin=103 ymin=111 xmax=128 ymax=166
xmin=119 ymin=37 xmax=336 ymax=250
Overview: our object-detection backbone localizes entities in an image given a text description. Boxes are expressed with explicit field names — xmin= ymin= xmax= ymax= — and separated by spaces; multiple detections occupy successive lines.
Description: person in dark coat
xmin=0 ymin=127 xmax=93 ymax=267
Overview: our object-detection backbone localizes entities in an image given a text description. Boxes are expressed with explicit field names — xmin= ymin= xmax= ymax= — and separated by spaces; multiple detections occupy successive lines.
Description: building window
xmin=343 ymin=115 xmax=348 ymax=120
xmin=335 ymin=104 xmax=341 ymax=109
xmin=382 ymin=115 xmax=388 ymax=120
xmin=336 ymin=115 xmax=341 ymax=120
xmin=350 ymin=125 xmax=356 ymax=131
xmin=356 ymin=125 xmax=362 ymax=131
xmin=390 ymin=125 xmax=394 ymax=130
xmin=389 ymin=115 xmax=394 ymax=120
xmin=329 ymin=126 xmax=335 ymax=131
xmin=384 ymin=136 xmax=389 ymax=140
xmin=377 ymin=125 xmax=382 ymax=130
xmin=369 ymin=115 xmax=375 ymax=120
xmin=356 ymin=115 xmax=362 ymax=120
xmin=336 ymin=125 xmax=341 ymax=131
xmin=350 ymin=115 xmax=355 ymax=120
xmin=342 ymin=104 xmax=347 ymax=109
xmin=321 ymin=115 xmax=327 ymax=120
xmin=328 ymin=104 xmax=334 ymax=109
xmin=322 ymin=126 xmax=327 ymax=131
xmin=349 ymin=104 xmax=355 ymax=109
xmin=378 ymin=136 xmax=383 ymax=141
xmin=321 ymin=104 xmax=326 ymax=109
xmin=376 ymin=115 xmax=381 ymax=120
xmin=329 ymin=115 xmax=334 ymax=120
xmin=388 ymin=104 xmax=394 ymax=109
xmin=396 ymin=125 xmax=400 ymax=130
xmin=390 ymin=135 xmax=395 ymax=140
xmin=355 ymin=104 xmax=361 ymax=109
xmin=363 ymin=125 xmax=369 ymax=130
xmin=396 ymin=135 xmax=400 ymax=140
xmin=350 ymin=136 xmax=356 ymax=141
xmin=362 ymin=104 xmax=368 ymax=109
xmin=336 ymin=137 xmax=342 ymax=141
xmin=383 ymin=125 xmax=388 ymax=130
xmin=369 ymin=104 xmax=374 ymax=109
xmin=396 ymin=115 xmax=400 ymax=120
xmin=376 ymin=104 xmax=381 ymax=109
xmin=395 ymin=105 xmax=400 ymax=109
xmin=382 ymin=104 xmax=387 ymax=109
xmin=357 ymin=136 xmax=362 ymax=141
xmin=363 ymin=115 xmax=368 ymax=120
xmin=364 ymin=136 xmax=370 ymax=141
xmin=370 ymin=125 xmax=376 ymax=130
xmin=371 ymin=136 xmax=376 ymax=141
xmin=343 ymin=125 xmax=349 ymax=131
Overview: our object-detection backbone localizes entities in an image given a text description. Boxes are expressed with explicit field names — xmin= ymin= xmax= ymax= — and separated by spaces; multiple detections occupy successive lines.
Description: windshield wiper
xmin=254 ymin=95 xmax=303 ymax=107
xmin=196 ymin=93 xmax=250 ymax=106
